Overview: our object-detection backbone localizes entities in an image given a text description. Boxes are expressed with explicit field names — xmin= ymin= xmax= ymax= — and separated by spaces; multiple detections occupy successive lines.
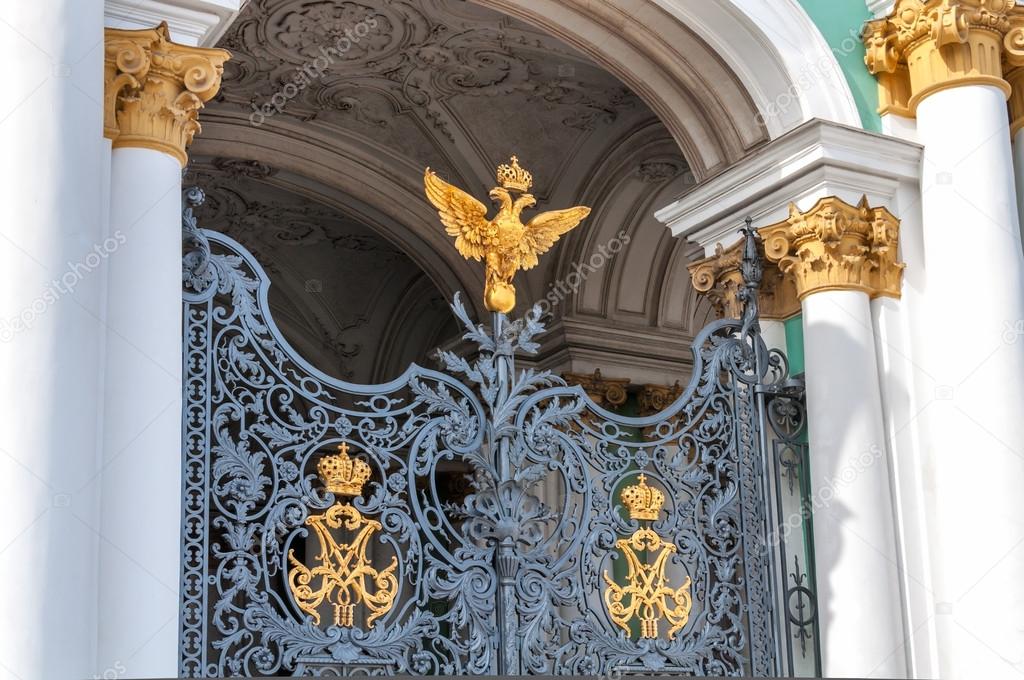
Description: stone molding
xmin=104 ymin=0 xmax=244 ymax=47
xmin=655 ymin=120 xmax=922 ymax=259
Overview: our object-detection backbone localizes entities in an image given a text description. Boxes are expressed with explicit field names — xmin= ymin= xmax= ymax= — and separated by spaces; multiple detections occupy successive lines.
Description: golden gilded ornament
xmin=287 ymin=444 xmax=398 ymax=629
xmin=604 ymin=475 xmax=693 ymax=639
xmin=759 ymin=196 xmax=905 ymax=301
xmin=424 ymin=156 xmax=591 ymax=313
xmin=104 ymin=22 xmax=230 ymax=165
xmin=863 ymin=0 xmax=1024 ymax=117
xmin=688 ymin=239 xmax=800 ymax=321
xmin=317 ymin=442 xmax=372 ymax=496
xmin=621 ymin=474 xmax=665 ymax=522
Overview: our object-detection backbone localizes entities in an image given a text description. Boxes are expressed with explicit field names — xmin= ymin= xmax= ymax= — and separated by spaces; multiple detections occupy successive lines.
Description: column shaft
xmin=0 ymin=2 xmax=106 ymax=679
xmin=916 ymin=84 xmax=1024 ymax=679
xmin=759 ymin=195 xmax=907 ymax=676
xmin=802 ymin=291 xmax=905 ymax=678
xmin=98 ymin=147 xmax=183 ymax=677
xmin=1013 ymin=128 xmax=1024 ymax=252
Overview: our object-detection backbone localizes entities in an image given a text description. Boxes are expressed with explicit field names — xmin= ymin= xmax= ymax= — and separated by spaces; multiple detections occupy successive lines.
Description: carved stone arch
xmin=472 ymin=0 xmax=861 ymax=173
xmin=544 ymin=121 xmax=696 ymax=325
xmin=187 ymin=0 xmax=862 ymax=385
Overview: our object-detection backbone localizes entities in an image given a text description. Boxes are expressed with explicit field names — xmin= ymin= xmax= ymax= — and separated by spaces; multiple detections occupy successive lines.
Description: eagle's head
xmin=488 ymin=186 xmax=512 ymax=210
xmin=513 ymin=193 xmax=536 ymax=213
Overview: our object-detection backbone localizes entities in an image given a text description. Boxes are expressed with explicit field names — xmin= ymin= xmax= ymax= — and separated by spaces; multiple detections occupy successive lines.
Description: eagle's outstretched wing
xmin=519 ymin=206 xmax=591 ymax=270
xmin=424 ymin=168 xmax=491 ymax=261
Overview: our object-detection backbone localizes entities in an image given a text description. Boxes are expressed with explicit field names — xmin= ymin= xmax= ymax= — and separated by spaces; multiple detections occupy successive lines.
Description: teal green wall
xmin=784 ymin=315 xmax=805 ymax=376
xmin=796 ymin=0 xmax=881 ymax=132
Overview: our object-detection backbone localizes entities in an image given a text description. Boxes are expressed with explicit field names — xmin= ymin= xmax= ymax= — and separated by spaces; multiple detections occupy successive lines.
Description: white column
xmin=0 ymin=2 xmax=106 ymax=679
xmin=97 ymin=23 xmax=227 ymax=678
xmin=760 ymin=196 xmax=908 ymax=677
xmin=870 ymin=182 xmax=941 ymax=680
xmin=98 ymin=147 xmax=184 ymax=678
xmin=915 ymin=84 xmax=1024 ymax=680
xmin=802 ymin=290 xmax=905 ymax=678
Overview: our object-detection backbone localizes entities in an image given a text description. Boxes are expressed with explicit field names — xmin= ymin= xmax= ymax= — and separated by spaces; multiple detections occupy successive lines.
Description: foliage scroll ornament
xmin=180 ymin=180 xmax=820 ymax=676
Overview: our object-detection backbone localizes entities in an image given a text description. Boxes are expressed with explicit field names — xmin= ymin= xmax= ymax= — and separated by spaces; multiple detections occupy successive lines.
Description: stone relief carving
xmin=636 ymin=160 xmax=686 ymax=183
xmin=186 ymin=160 xmax=402 ymax=259
xmin=214 ymin=0 xmax=639 ymax=145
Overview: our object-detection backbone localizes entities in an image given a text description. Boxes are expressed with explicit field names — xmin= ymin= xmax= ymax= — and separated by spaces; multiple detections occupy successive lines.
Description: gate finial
xmin=424 ymin=157 xmax=591 ymax=313
xmin=738 ymin=218 xmax=763 ymax=333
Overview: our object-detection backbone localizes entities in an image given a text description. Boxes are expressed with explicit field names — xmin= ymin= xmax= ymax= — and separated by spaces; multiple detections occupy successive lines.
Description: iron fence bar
xmin=492 ymin=310 xmax=520 ymax=675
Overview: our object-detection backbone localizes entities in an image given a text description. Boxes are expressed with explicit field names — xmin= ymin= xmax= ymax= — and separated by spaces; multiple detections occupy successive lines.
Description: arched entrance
xmin=180 ymin=0 xmax=841 ymax=675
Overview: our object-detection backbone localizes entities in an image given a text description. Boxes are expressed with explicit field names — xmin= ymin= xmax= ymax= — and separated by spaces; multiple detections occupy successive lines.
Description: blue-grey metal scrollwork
xmin=180 ymin=188 xmax=819 ymax=677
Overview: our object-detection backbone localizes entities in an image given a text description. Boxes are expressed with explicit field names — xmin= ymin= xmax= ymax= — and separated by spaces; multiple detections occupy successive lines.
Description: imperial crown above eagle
xmin=424 ymin=156 xmax=591 ymax=313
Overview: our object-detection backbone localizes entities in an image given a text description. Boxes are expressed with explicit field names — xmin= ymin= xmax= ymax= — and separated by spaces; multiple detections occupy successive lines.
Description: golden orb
xmin=484 ymin=281 xmax=516 ymax=314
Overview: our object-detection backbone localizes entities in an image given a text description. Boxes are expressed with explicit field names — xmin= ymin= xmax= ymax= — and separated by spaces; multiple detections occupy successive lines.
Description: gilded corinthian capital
xmin=863 ymin=0 xmax=1024 ymax=116
xmin=758 ymin=197 xmax=905 ymax=301
xmin=688 ymin=239 xmax=799 ymax=320
xmin=104 ymin=23 xmax=230 ymax=165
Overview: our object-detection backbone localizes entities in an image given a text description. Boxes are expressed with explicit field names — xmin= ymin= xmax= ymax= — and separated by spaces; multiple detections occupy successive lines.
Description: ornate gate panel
xmin=180 ymin=186 xmax=819 ymax=676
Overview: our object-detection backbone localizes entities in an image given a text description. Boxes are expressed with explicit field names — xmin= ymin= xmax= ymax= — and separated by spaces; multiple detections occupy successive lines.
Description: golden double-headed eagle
xmin=424 ymin=156 xmax=591 ymax=313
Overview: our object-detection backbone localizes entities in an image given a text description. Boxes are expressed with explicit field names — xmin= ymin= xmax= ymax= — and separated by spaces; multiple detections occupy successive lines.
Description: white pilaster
xmin=801 ymin=290 xmax=905 ymax=678
xmin=915 ymin=83 xmax=1024 ymax=680
xmin=0 ymin=1 xmax=106 ymax=679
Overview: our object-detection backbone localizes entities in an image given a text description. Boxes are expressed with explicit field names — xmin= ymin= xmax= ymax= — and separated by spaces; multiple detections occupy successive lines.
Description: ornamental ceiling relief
xmin=188 ymin=0 xmax=706 ymax=387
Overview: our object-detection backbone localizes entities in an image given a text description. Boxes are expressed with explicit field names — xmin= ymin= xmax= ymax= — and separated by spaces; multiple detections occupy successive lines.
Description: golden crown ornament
xmin=496 ymin=155 xmax=533 ymax=193
xmin=621 ymin=474 xmax=665 ymax=521
xmin=604 ymin=473 xmax=692 ymax=640
xmin=317 ymin=442 xmax=371 ymax=497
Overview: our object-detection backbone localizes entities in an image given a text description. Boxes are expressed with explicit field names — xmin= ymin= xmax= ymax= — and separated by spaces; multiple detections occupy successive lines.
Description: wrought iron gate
xmin=180 ymin=188 xmax=820 ymax=676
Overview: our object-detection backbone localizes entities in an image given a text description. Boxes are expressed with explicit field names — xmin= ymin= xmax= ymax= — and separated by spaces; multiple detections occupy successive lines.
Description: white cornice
xmin=654 ymin=119 xmax=923 ymax=253
xmin=104 ymin=0 xmax=243 ymax=47
xmin=867 ymin=0 xmax=894 ymax=18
